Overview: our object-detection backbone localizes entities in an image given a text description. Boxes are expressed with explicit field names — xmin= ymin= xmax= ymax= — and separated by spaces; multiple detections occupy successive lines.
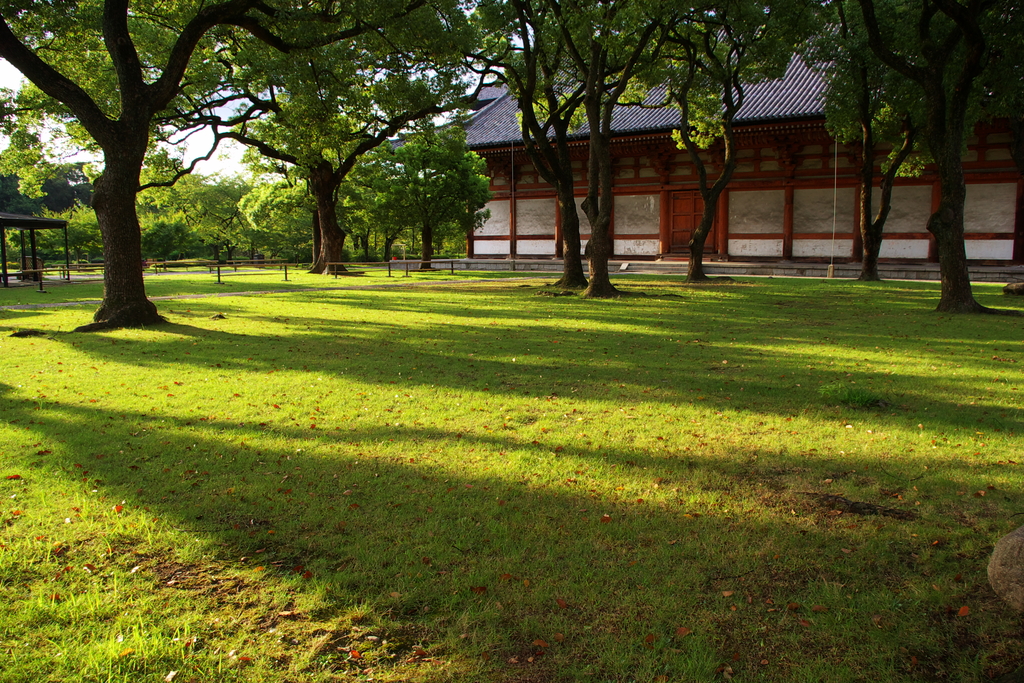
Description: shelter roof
xmin=0 ymin=212 xmax=68 ymax=230
xmin=465 ymin=56 xmax=825 ymax=149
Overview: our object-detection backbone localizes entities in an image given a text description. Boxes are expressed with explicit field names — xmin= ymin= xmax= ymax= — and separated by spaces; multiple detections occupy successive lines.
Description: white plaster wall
xmin=872 ymin=185 xmax=931 ymax=233
xmin=965 ymin=184 xmax=1017 ymax=233
xmin=729 ymin=190 xmax=784 ymax=234
xmin=574 ymin=197 xmax=593 ymax=233
xmin=517 ymin=239 xmax=557 ymax=256
xmin=729 ymin=239 xmax=783 ymax=257
xmin=614 ymin=239 xmax=659 ymax=256
xmin=793 ymin=239 xmax=853 ymax=258
xmin=516 ymin=198 xmax=556 ymax=235
xmin=474 ymin=240 xmax=510 ymax=255
xmin=965 ymin=240 xmax=1014 ymax=260
xmin=879 ymin=239 xmax=930 ymax=259
xmin=475 ymin=200 xmax=510 ymax=236
xmin=794 ymin=188 xmax=855 ymax=233
xmin=614 ymin=195 xmax=659 ymax=235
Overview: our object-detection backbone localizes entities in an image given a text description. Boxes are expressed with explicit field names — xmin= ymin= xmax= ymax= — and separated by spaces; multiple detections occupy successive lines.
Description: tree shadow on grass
xmin=43 ymin=290 xmax=1024 ymax=441
xmin=2 ymin=381 xmax=1022 ymax=681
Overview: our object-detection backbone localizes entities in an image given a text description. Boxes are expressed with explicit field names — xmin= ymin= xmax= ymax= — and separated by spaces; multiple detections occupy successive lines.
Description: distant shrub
xmin=819 ymin=381 xmax=887 ymax=408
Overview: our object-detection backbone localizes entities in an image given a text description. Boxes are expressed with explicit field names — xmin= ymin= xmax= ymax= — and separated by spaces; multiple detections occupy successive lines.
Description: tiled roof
xmin=465 ymin=56 xmax=824 ymax=149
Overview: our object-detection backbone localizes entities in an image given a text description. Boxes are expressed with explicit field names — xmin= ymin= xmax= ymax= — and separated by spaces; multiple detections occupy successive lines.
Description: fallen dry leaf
xmin=957 ymin=605 xmax=970 ymax=617
xmin=675 ymin=627 xmax=692 ymax=638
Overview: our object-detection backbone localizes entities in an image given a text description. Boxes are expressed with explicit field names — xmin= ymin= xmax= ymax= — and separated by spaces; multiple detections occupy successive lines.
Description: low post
xmin=387 ymin=262 xmax=392 ymax=277
xmin=216 ymin=265 xmax=222 ymax=284
xmin=36 ymin=270 xmax=44 ymax=293
xmin=404 ymin=262 xmax=410 ymax=277
xmin=449 ymin=260 xmax=454 ymax=275
xmin=284 ymin=264 xmax=289 ymax=281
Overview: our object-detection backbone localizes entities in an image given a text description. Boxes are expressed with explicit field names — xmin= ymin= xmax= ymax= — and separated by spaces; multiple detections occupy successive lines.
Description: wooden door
xmin=670 ymin=191 xmax=715 ymax=253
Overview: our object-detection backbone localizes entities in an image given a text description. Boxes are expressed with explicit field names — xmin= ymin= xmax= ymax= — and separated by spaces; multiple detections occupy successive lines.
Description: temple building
xmin=463 ymin=59 xmax=1023 ymax=264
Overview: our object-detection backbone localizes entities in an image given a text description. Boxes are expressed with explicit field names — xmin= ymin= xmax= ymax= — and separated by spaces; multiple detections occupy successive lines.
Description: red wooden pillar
xmin=554 ymin=197 xmax=563 ymax=258
xmin=608 ymin=197 xmax=616 ymax=257
xmin=1014 ymin=177 xmax=1024 ymax=262
xmin=509 ymin=173 xmax=517 ymax=258
xmin=852 ymin=187 xmax=863 ymax=262
xmin=928 ymin=182 xmax=941 ymax=262
xmin=659 ymin=189 xmax=670 ymax=255
xmin=782 ymin=184 xmax=795 ymax=260
xmin=715 ymin=191 xmax=729 ymax=258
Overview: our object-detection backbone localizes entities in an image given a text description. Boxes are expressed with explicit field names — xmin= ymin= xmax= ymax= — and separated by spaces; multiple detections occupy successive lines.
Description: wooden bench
xmin=326 ymin=260 xmax=459 ymax=278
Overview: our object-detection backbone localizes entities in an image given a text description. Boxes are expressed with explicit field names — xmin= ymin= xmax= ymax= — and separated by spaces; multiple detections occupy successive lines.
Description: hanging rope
xmin=828 ymin=139 xmax=839 ymax=278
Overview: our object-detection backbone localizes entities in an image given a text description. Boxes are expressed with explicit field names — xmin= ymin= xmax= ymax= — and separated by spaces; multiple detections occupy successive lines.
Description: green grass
xmin=818 ymin=381 xmax=888 ymax=408
xmin=1 ymin=274 xmax=1022 ymax=683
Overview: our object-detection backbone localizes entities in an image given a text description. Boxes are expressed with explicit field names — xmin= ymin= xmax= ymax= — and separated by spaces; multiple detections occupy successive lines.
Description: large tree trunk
xmin=929 ymin=147 xmax=981 ymax=312
xmin=311 ymin=210 xmax=321 ymax=266
xmin=308 ymin=164 xmax=346 ymax=274
xmin=857 ymin=136 xmax=883 ymax=282
xmin=580 ymin=100 xmax=620 ymax=299
xmin=420 ymin=223 xmax=434 ymax=269
xmin=924 ymin=88 xmax=987 ymax=313
xmin=76 ymin=149 xmax=164 ymax=331
xmin=553 ymin=185 xmax=588 ymax=288
xmin=687 ymin=208 xmax=717 ymax=282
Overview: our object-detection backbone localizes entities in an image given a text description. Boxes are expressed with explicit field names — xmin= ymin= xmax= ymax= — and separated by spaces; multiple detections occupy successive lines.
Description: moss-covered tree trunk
xmin=76 ymin=138 xmax=165 ymax=331
xmin=554 ymin=183 xmax=587 ymax=288
xmin=308 ymin=163 xmax=346 ymax=274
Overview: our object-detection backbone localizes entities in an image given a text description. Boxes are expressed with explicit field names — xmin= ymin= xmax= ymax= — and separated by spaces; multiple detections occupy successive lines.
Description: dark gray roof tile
xmin=465 ymin=56 xmax=825 ymax=149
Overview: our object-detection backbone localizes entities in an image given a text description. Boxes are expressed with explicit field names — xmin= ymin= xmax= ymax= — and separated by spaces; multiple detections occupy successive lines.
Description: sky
xmin=0 ymin=59 xmax=245 ymax=178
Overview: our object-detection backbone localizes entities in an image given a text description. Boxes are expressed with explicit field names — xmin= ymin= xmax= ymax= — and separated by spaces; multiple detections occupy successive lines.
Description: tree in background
xmin=475 ymin=0 xmax=590 ymax=288
xmin=854 ymin=0 xmax=1018 ymax=313
xmin=661 ymin=0 xmax=801 ymax=283
xmin=0 ymin=0 xmax=432 ymax=329
xmin=554 ymin=0 xmax=666 ymax=298
xmin=356 ymin=125 xmax=491 ymax=267
xmin=805 ymin=0 xmax=920 ymax=281
xmin=224 ymin=6 xmax=480 ymax=274
xmin=238 ymin=181 xmax=315 ymax=263
xmin=143 ymin=174 xmax=252 ymax=261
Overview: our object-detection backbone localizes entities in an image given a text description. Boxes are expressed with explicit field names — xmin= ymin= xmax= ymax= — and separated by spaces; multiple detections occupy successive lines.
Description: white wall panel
xmin=613 ymin=239 xmax=659 ymax=256
xmin=517 ymin=239 xmax=556 ymax=256
xmin=729 ymin=190 xmax=784 ymax=234
xmin=614 ymin=195 xmax=659 ymax=235
xmin=476 ymin=200 xmax=510 ymax=236
xmin=793 ymin=239 xmax=853 ymax=258
xmin=965 ymin=184 xmax=1016 ymax=233
xmin=474 ymin=240 xmax=510 ymax=255
xmin=729 ymin=239 xmax=783 ymax=257
xmin=965 ymin=240 xmax=1014 ymax=260
xmin=879 ymin=239 xmax=930 ymax=259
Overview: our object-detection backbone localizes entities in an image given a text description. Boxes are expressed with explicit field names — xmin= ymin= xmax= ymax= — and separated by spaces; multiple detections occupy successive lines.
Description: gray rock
xmin=1004 ymin=282 xmax=1024 ymax=295
xmin=989 ymin=525 xmax=1024 ymax=611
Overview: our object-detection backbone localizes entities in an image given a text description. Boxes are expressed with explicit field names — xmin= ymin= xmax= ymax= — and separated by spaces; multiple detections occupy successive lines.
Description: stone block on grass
xmin=989 ymin=525 xmax=1024 ymax=611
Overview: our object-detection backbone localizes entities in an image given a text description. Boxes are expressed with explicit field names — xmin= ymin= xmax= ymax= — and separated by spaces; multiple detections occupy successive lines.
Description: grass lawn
xmin=1 ymin=274 xmax=1022 ymax=683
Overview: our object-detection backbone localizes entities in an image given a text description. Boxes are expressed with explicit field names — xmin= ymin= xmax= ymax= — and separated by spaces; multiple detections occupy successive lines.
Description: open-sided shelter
xmin=0 ymin=212 xmax=70 ymax=288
